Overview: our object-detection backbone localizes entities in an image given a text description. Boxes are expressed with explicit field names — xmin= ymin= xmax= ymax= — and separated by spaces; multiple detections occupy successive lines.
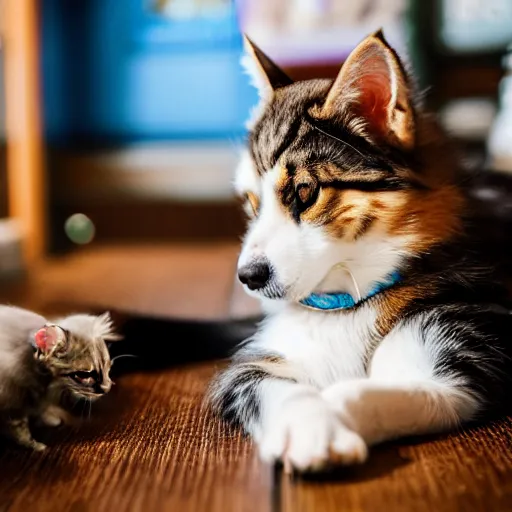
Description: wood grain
xmin=0 ymin=363 xmax=272 ymax=512
xmin=281 ymin=420 xmax=512 ymax=512
xmin=1 ymin=361 xmax=511 ymax=512
xmin=1 ymin=243 xmax=512 ymax=511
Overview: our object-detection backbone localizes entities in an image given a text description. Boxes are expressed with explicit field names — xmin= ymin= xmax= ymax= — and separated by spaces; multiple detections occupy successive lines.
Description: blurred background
xmin=1 ymin=0 xmax=512 ymax=322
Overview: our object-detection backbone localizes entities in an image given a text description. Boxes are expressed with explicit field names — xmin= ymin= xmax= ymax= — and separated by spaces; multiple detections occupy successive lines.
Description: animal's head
xmin=33 ymin=312 xmax=119 ymax=401
xmin=236 ymin=31 xmax=464 ymax=304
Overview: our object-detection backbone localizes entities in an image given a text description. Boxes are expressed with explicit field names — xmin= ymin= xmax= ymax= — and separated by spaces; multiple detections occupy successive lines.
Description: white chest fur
xmin=251 ymin=303 xmax=378 ymax=389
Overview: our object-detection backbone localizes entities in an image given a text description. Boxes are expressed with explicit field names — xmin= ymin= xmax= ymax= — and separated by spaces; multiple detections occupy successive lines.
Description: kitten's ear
xmin=242 ymin=35 xmax=293 ymax=98
xmin=98 ymin=311 xmax=112 ymax=324
xmin=96 ymin=312 xmax=122 ymax=342
xmin=318 ymin=30 xmax=415 ymax=150
xmin=33 ymin=325 xmax=66 ymax=353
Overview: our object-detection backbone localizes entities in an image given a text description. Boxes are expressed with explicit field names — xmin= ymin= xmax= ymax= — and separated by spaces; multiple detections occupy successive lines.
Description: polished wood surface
xmin=0 ymin=364 xmax=272 ymax=512
xmin=0 ymin=243 xmax=510 ymax=511
xmin=281 ymin=420 xmax=512 ymax=512
xmin=0 ymin=362 xmax=510 ymax=512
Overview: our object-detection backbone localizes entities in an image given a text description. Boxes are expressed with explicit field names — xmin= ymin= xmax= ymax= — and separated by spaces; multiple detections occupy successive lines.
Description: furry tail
xmin=104 ymin=311 xmax=259 ymax=374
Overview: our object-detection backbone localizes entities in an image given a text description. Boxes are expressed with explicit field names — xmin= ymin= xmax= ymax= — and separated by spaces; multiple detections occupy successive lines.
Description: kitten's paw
xmin=258 ymin=395 xmax=367 ymax=472
xmin=40 ymin=405 xmax=71 ymax=427
xmin=16 ymin=438 xmax=47 ymax=451
xmin=31 ymin=441 xmax=47 ymax=452
xmin=8 ymin=418 xmax=48 ymax=451
xmin=40 ymin=412 xmax=62 ymax=427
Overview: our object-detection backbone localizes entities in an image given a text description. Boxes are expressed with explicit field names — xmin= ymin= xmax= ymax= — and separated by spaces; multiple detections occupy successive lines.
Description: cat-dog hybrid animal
xmin=211 ymin=31 xmax=512 ymax=472
xmin=0 ymin=306 xmax=117 ymax=450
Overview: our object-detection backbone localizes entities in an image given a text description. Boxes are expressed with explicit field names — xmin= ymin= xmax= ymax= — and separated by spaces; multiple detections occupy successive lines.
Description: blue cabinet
xmin=42 ymin=0 xmax=257 ymax=144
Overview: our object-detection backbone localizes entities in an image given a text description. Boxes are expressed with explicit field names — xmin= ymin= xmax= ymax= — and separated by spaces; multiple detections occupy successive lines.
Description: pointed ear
xmin=319 ymin=30 xmax=415 ymax=150
xmin=33 ymin=325 xmax=67 ymax=353
xmin=242 ymin=35 xmax=293 ymax=98
xmin=98 ymin=311 xmax=112 ymax=325
xmin=96 ymin=312 xmax=122 ymax=342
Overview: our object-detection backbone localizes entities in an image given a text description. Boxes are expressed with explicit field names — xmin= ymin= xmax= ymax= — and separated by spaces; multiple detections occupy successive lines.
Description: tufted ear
xmin=95 ymin=312 xmax=123 ymax=342
xmin=33 ymin=325 xmax=67 ymax=353
xmin=241 ymin=35 xmax=293 ymax=99
xmin=318 ymin=30 xmax=415 ymax=150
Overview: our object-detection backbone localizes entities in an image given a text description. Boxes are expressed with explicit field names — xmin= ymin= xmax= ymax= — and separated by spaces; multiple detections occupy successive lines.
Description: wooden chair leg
xmin=3 ymin=0 xmax=46 ymax=265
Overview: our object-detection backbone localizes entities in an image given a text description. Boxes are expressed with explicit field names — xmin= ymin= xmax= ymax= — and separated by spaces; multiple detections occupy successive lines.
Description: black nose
xmin=238 ymin=261 xmax=271 ymax=290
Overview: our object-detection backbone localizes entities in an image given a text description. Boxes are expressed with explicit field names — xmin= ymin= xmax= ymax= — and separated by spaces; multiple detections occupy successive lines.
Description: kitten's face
xmin=236 ymin=33 xmax=463 ymax=302
xmin=35 ymin=313 xmax=118 ymax=401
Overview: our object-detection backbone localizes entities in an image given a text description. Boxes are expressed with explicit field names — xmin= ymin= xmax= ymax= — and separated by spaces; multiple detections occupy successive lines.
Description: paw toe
xmin=330 ymin=429 xmax=368 ymax=465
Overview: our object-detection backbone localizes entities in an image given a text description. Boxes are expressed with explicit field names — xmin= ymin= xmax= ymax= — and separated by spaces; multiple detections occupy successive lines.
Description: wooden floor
xmin=0 ymin=243 xmax=511 ymax=511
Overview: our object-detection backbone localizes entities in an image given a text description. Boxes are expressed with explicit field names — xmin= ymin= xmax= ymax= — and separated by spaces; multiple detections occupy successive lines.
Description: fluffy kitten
xmin=0 ymin=306 xmax=118 ymax=450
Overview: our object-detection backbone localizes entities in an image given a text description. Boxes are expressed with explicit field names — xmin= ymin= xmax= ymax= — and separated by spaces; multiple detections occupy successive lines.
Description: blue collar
xmin=300 ymin=270 xmax=402 ymax=311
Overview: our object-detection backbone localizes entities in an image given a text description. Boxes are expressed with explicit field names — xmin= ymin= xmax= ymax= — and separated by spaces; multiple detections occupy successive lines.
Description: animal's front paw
xmin=39 ymin=405 xmax=71 ymax=427
xmin=30 ymin=440 xmax=48 ymax=452
xmin=258 ymin=394 xmax=367 ymax=472
xmin=40 ymin=411 xmax=62 ymax=427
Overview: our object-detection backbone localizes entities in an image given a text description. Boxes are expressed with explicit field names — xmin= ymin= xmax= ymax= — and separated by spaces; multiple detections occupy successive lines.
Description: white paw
xmin=32 ymin=441 xmax=48 ymax=452
xmin=258 ymin=395 xmax=367 ymax=472
xmin=40 ymin=405 xmax=70 ymax=427
xmin=41 ymin=413 xmax=62 ymax=427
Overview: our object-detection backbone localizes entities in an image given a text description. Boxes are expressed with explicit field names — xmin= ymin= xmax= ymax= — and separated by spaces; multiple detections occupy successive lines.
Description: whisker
xmin=111 ymin=354 xmax=138 ymax=365
xmin=70 ymin=395 xmax=79 ymax=411
xmin=78 ymin=399 xmax=86 ymax=421
xmin=308 ymin=120 xmax=367 ymax=158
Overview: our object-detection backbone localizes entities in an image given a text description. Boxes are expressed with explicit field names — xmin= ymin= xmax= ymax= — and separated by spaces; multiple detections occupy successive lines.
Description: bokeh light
xmin=64 ymin=213 xmax=95 ymax=245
